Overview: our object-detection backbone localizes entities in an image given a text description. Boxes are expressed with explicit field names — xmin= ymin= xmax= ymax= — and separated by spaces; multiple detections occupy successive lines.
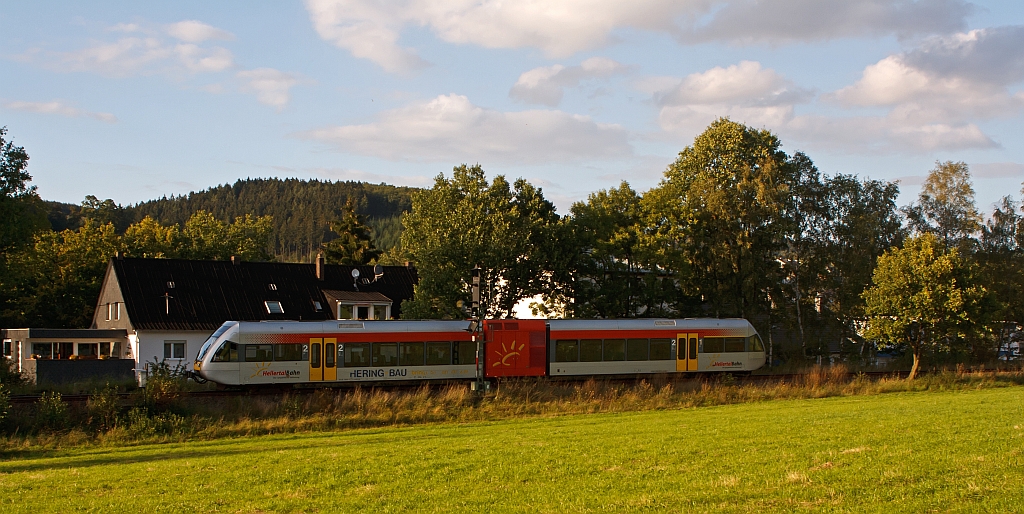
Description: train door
xmin=324 ymin=338 xmax=337 ymax=381
xmin=309 ymin=338 xmax=323 ymax=381
xmin=676 ymin=333 xmax=699 ymax=372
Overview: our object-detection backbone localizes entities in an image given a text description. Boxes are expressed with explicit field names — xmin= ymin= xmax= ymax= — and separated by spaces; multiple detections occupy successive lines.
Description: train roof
xmin=547 ymin=318 xmax=755 ymax=332
xmin=236 ymin=319 xmax=471 ymax=334
xmin=227 ymin=318 xmax=755 ymax=335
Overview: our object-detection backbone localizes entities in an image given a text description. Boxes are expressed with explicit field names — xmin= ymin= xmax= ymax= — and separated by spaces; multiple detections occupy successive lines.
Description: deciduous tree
xmin=863 ymin=234 xmax=990 ymax=378
xmin=400 ymin=165 xmax=559 ymax=319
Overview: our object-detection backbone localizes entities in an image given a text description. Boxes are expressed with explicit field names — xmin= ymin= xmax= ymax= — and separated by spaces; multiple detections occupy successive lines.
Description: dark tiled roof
xmin=112 ymin=258 xmax=417 ymax=331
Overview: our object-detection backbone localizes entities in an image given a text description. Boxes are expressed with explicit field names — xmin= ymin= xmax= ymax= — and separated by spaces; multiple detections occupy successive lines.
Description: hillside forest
xmin=2 ymin=119 xmax=1023 ymax=372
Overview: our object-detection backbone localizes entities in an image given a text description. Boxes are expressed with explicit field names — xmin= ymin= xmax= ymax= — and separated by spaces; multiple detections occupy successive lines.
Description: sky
xmin=2 ymin=0 xmax=1024 ymax=215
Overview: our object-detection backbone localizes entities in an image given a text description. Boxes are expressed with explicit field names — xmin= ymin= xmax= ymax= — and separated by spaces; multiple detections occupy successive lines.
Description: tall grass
xmin=2 ymin=368 xmax=1022 ymax=451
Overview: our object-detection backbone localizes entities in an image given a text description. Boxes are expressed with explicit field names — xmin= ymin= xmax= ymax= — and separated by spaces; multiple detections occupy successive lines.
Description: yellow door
xmin=310 ymin=338 xmax=323 ymax=381
xmin=686 ymin=333 xmax=699 ymax=371
xmin=324 ymin=338 xmax=337 ymax=381
xmin=676 ymin=333 xmax=699 ymax=372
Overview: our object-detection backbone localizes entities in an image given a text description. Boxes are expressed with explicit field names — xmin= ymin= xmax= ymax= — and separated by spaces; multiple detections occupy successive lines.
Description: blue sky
xmin=2 ymin=0 xmax=1023 ymax=214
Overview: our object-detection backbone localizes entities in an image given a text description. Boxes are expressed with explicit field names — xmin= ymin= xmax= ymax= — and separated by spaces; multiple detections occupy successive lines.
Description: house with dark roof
xmin=91 ymin=254 xmax=417 ymax=376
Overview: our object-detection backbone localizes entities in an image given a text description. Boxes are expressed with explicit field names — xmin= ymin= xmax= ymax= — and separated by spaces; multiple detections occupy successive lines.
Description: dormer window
xmin=265 ymin=300 xmax=284 ymax=314
xmin=167 ymin=281 xmax=175 ymax=289
xmin=268 ymin=283 xmax=278 ymax=291
xmin=312 ymin=300 xmax=323 ymax=312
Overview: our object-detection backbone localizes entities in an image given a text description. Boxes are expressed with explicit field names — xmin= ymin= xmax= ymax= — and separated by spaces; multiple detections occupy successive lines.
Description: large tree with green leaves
xmin=400 ymin=164 xmax=559 ymax=319
xmin=643 ymin=118 xmax=796 ymax=321
xmin=0 ymin=127 xmax=49 ymax=327
xmin=863 ymin=234 xmax=991 ymax=379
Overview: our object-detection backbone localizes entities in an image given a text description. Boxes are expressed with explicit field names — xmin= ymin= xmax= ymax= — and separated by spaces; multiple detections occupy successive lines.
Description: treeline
xmin=400 ymin=119 xmax=1022 ymax=371
xmin=46 ymin=178 xmax=416 ymax=262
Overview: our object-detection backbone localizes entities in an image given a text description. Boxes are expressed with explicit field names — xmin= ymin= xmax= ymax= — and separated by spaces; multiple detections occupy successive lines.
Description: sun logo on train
xmin=249 ymin=361 xmax=272 ymax=378
xmin=493 ymin=339 xmax=525 ymax=367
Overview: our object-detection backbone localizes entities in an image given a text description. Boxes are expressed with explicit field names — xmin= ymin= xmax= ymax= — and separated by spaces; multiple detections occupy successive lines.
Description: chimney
xmin=231 ymin=255 xmax=240 ymax=265
xmin=316 ymin=251 xmax=325 ymax=280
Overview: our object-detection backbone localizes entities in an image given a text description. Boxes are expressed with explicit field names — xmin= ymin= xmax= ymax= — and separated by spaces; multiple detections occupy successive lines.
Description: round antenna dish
xmin=374 ymin=264 xmax=384 ymax=276
xmin=351 ymin=269 xmax=360 ymax=279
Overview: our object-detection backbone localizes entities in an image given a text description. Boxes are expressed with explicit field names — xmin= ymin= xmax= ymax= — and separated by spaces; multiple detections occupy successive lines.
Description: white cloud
xmin=166 ymin=20 xmax=235 ymax=43
xmin=652 ymin=61 xmax=811 ymax=135
xmin=972 ymin=162 xmax=1024 ymax=179
xmin=303 ymin=0 xmax=973 ymax=72
xmin=4 ymin=100 xmax=118 ymax=123
xmin=783 ymin=115 xmax=998 ymax=153
xmin=32 ymin=20 xmax=235 ymax=78
xmin=311 ymin=167 xmax=434 ymax=188
xmin=299 ymin=94 xmax=632 ymax=164
xmin=679 ymin=0 xmax=973 ymax=44
xmin=510 ymin=57 xmax=630 ymax=106
xmin=808 ymin=26 xmax=1024 ymax=153
xmin=175 ymin=44 xmax=234 ymax=73
xmin=237 ymin=68 xmax=302 ymax=109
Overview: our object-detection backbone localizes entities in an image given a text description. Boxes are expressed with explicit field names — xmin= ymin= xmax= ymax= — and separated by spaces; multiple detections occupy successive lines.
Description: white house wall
xmin=133 ymin=329 xmax=212 ymax=373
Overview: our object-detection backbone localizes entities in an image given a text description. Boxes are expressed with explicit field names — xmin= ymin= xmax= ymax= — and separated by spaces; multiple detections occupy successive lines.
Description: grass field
xmin=1 ymin=386 xmax=1022 ymax=512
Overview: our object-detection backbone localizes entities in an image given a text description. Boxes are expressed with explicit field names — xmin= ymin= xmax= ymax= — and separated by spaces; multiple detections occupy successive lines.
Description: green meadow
xmin=1 ymin=386 xmax=1022 ymax=513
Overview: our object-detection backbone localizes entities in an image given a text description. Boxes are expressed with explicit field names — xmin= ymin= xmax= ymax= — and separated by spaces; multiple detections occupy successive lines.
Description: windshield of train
xmin=197 ymin=322 xmax=236 ymax=360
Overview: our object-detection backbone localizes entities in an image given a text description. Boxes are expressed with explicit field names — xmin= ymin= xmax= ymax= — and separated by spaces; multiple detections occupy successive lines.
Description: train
xmin=193 ymin=318 xmax=766 ymax=386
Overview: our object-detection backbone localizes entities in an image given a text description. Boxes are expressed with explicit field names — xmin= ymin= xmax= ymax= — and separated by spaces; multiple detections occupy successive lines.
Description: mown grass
xmin=3 ymin=367 xmax=1023 ymax=450
xmin=0 ymin=386 xmax=1021 ymax=512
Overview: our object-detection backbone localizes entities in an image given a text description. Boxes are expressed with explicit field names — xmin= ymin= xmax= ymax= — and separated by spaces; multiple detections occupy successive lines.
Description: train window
xmin=724 ymin=337 xmax=746 ymax=352
xmin=649 ymin=339 xmax=672 ymax=360
xmin=748 ymin=335 xmax=764 ymax=352
xmin=345 ymin=343 xmax=370 ymax=367
xmin=603 ymin=339 xmax=626 ymax=361
xmin=212 ymin=342 xmax=238 ymax=362
xmin=372 ymin=343 xmax=398 ymax=367
xmin=245 ymin=344 xmax=273 ymax=362
xmin=400 ymin=342 xmax=425 ymax=366
xmin=701 ymin=337 xmax=724 ymax=353
xmin=579 ymin=339 xmax=602 ymax=362
xmin=626 ymin=339 xmax=648 ymax=361
xmin=455 ymin=341 xmax=476 ymax=365
xmin=325 ymin=343 xmax=335 ymax=368
xmin=425 ymin=342 xmax=451 ymax=365
xmin=274 ymin=344 xmax=304 ymax=361
xmin=554 ymin=340 xmax=579 ymax=362
xmin=310 ymin=343 xmax=321 ymax=368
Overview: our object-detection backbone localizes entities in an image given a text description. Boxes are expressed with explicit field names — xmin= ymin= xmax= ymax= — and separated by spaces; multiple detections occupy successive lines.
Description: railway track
xmin=9 ymin=369 xmax=1016 ymax=404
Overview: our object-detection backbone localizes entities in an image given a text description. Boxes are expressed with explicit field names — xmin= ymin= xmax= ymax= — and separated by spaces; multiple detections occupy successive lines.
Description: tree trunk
xmin=908 ymin=348 xmax=921 ymax=380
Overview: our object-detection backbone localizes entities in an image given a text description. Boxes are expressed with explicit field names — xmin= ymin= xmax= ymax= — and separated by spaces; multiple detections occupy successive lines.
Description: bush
xmin=35 ymin=391 xmax=70 ymax=432
xmin=140 ymin=360 xmax=186 ymax=413
xmin=88 ymin=384 xmax=121 ymax=431
xmin=0 ymin=384 xmax=9 ymax=424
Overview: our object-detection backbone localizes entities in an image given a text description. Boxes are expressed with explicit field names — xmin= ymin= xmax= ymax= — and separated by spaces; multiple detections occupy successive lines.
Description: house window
xmin=105 ymin=303 xmax=112 ymax=321
xmin=338 ymin=304 xmax=353 ymax=319
xmin=33 ymin=343 xmax=53 ymax=359
xmin=164 ymin=341 xmax=186 ymax=360
xmin=167 ymin=281 xmax=175 ymax=289
xmin=338 ymin=303 xmax=391 ymax=320
xmin=268 ymin=283 xmax=278 ymax=291
xmin=77 ymin=343 xmax=99 ymax=359
xmin=100 ymin=342 xmax=111 ymax=357
xmin=312 ymin=300 xmax=323 ymax=312
xmin=113 ymin=302 xmax=120 ymax=321
xmin=2 ymin=340 xmax=11 ymax=357
xmin=265 ymin=301 xmax=284 ymax=314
